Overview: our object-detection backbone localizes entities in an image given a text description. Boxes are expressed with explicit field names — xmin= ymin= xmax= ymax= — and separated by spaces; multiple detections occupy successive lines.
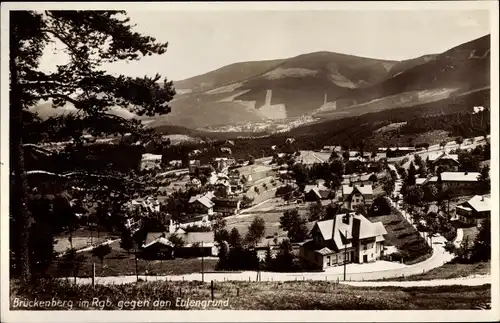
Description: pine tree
xmin=407 ymin=162 xmax=417 ymax=186
xmin=245 ymin=216 xmax=266 ymax=247
xmin=120 ymin=228 xmax=135 ymax=255
xmin=10 ymin=10 xmax=175 ymax=282
xmin=471 ymin=218 xmax=490 ymax=262
xmin=229 ymin=228 xmax=243 ymax=249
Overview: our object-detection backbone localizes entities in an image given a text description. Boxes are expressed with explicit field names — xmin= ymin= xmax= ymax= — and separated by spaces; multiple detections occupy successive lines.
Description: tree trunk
xmin=10 ymin=30 xmax=31 ymax=283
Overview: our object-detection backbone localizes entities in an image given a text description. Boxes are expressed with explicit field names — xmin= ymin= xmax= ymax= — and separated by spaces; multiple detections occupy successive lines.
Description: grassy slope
xmin=369 ymin=210 xmax=432 ymax=265
xmin=10 ymin=280 xmax=491 ymax=310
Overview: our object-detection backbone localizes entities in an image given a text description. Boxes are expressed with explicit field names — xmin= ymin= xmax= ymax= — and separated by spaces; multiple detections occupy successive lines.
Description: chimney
xmin=465 ymin=171 xmax=468 ymax=175
xmin=481 ymin=195 xmax=485 ymax=201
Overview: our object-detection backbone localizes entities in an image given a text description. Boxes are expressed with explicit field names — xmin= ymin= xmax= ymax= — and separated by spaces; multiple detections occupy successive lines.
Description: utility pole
xmin=343 ymin=230 xmax=347 ymax=281
xmin=135 ymin=247 xmax=139 ymax=282
xmin=201 ymin=241 xmax=205 ymax=283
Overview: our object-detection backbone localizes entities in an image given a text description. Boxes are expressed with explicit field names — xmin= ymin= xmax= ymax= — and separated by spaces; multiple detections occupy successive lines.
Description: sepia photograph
xmin=1 ymin=1 xmax=498 ymax=322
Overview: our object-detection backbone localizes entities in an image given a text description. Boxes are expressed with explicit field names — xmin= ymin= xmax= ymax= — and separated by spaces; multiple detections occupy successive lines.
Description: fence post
xmin=211 ymin=280 xmax=214 ymax=301
xmin=92 ymin=263 xmax=95 ymax=288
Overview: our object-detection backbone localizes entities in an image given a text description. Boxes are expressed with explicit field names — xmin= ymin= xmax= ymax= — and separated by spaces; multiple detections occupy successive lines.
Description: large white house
xmin=299 ymin=212 xmax=387 ymax=269
xmin=456 ymin=195 xmax=491 ymax=227
xmin=341 ymin=184 xmax=374 ymax=210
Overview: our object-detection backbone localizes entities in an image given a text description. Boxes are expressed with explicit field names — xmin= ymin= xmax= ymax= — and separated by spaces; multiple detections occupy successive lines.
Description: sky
xmin=38 ymin=9 xmax=491 ymax=82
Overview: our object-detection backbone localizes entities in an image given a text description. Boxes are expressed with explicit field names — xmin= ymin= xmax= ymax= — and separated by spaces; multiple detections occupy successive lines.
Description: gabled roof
xmin=415 ymin=178 xmax=427 ymax=185
xmin=196 ymin=196 xmax=214 ymax=208
xmin=315 ymin=247 xmax=334 ymax=255
xmin=188 ymin=194 xmax=214 ymax=208
xmin=460 ymin=195 xmax=491 ymax=213
xmin=143 ymin=231 xmax=215 ymax=248
xmin=313 ymin=212 xmax=386 ymax=252
xmin=342 ymin=184 xmax=373 ymax=197
xmin=143 ymin=232 xmax=173 ymax=248
xmin=354 ymin=218 xmax=387 ymax=240
xmin=305 ymin=187 xmax=322 ymax=199
xmin=431 ymin=152 xmax=459 ymax=164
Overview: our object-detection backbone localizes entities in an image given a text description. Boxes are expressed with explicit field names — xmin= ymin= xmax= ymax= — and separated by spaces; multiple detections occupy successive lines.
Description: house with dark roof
xmin=304 ymin=183 xmax=331 ymax=201
xmin=456 ymin=195 xmax=491 ymax=227
xmin=213 ymin=197 xmax=241 ymax=216
xmin=299 ymin=212 xmax=387 ymax=269
xmin=188 ymin=193 xmax=214 ymax=215
xmin=213 ymin=157 xmax=236 ymax=171
xmin=429 ymin=152 xmax=460 ymax=172
xmin=420 ymin=171 xmax=482 ymax=195
xmin=379 ymin=147 xmax=416 ymax=158
xmin=342 ymin=184 xmax=374 ymax=210
xmin=142 ymin=231 xmax=217 ymax=258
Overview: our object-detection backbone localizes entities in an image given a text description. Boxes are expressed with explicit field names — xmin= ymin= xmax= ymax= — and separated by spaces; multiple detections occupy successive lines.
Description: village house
xmin=342 ymin=184 xmax=374 ymax=210
xmin=321 ymin=146 xmax=342 ymax=153
xmin=304 ymin=183 xmax=331 ymax=201
xmin=188 ymin=159 xmax=201 ymax=171
xmin=168 ymin=159 xmax=183 ymax=168
xmin=341 ymin=173 xmax=377 ymax=186
xmin=428 ymin=152 xmax=460 ymax=172
xmin=142 ymin=231 xmax=218 ymax=259
xmin=299 ymin=212 xmax=387 ymax=269
xmin=419 ymin=171 xmax=481 ymax=195
xmin=214 ymin=177 xmax=232 ymax=197
xmin=170 ymin=213 xmax=211 ymax=230
xmin=379 ymin=147 xmax=416 ymax=158
xmin=213 ymin=197 xmax=242 ymax=217
xmin=127 ymin=197 xmax=161 ymax=214
xmin=213 ymin=157 xmax=236 ymax=171
xmin=141 ymin=153 xmax=162 ymax=171
xmin=188 ymin=193 xmax=214 ymax=216
xmin=455 ymin=195 xmax=491 ymax=227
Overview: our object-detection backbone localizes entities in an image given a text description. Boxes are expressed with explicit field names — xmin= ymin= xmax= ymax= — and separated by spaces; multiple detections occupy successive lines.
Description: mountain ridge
xmin=30 ymin=34 xmax=490 ymax=132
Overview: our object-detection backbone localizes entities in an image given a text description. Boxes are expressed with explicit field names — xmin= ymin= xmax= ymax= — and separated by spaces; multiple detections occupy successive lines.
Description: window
xmin=326 ymin=256 xmax=331 ymax=266
xmin=363 ymin=244 xmax=367 ymax=251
